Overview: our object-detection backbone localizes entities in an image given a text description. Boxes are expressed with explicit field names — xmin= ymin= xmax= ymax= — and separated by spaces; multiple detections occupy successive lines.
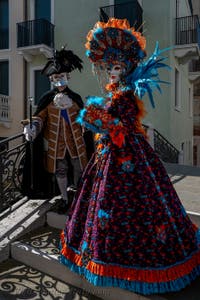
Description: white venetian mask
xmin=50 ymin=72 xmax=70 ymax=87
xmin=106 ymin=64 xmax=124 ymax=84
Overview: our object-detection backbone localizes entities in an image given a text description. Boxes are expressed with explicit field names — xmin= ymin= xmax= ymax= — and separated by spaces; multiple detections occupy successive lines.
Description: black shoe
xmin=57 ymin=201 xmax=70 ymax=214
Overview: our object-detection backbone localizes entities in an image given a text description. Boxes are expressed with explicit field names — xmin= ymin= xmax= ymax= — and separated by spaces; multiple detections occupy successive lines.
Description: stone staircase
xmin=0 ymin=163 xmax=200 ymax=300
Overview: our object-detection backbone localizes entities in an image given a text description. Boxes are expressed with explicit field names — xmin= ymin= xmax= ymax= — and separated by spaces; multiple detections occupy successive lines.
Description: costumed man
xmin=22 ymin=47 xmax=89 ymax=212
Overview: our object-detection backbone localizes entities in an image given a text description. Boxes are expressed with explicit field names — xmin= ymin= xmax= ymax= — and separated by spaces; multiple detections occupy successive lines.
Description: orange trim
xmin=60 ymin=231 xmax=200 ymax=283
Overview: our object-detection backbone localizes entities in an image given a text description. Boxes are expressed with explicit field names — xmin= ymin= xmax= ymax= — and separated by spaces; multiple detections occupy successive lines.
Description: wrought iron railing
xmin=0 ymin=124 xmax=179 ymax=213
xmin=0 ymin=28 xmax=9 ymax=49
xmin=176 ymin=15 xmax=200 ymax=48
xmin=154 ymin=129 xmax=179 ymax=163
xmin=17 ymin=19 xmax=55 ymax=48
xmin=143 ymin=124 xmax=179 ymax=163
xmin=0 ymin=133 xmax=26 ymax=213
xmin=0 ymin=94 xmax=11 ymax=123
xmin=99 ymin=0 xmax=143 ymax=30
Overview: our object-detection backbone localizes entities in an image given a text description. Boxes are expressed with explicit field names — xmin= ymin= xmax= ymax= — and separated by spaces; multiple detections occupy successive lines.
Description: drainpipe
xmin=23 ymin=0 xmax=28 ymax=118
xmin=24 ymin=60 xmax=28 ymax=119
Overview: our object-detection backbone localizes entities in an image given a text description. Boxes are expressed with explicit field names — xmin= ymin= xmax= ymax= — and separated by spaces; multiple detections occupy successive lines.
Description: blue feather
xmin=85 ymin=96 xmax=105 ymax=107
xmin=125 ymin=42 xmax=171 ymax=108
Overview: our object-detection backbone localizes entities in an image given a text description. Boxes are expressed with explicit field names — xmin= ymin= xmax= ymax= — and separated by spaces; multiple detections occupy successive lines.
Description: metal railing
xmin=143 ymin=124 xmax=179 ymax=163
xmin=99 ymin=0 xmax=143 ymax=30
xmin=17 ymin=19 xmax=55 ymax=48
xmin=154 ymin=129 xmax=179 ymax=163
xmin=0 ymin=125 xmax=179 ymax=213
xmin=0 ymin=133 xmax=26 ymax=213
xmin=175 ymin=15 xmax=200 ymax=48
xmin=0 ymin=94 xmax=11 ymax=123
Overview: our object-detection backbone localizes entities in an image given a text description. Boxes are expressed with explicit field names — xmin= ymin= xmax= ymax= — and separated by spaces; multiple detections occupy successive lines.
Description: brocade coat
xmin=36 ymin=100 xmax=88 ymax=174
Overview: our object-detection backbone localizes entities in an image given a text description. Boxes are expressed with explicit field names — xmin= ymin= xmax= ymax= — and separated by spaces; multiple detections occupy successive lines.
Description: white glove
xmin=23 ymin=124 xmax=37 ymax=141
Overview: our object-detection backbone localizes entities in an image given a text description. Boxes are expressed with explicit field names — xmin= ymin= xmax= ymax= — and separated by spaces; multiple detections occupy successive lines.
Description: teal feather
xmin=125 ymin=42 xmax=171 ymax=108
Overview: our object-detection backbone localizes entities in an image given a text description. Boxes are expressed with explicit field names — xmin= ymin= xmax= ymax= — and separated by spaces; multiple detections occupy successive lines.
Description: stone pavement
xmin=164 ymin=163 xmax=200 ymax=214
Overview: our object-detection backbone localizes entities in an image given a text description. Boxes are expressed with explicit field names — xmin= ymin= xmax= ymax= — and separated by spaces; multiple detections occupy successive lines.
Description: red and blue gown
xmin=59 ymin=87 xmax=200 ymax=295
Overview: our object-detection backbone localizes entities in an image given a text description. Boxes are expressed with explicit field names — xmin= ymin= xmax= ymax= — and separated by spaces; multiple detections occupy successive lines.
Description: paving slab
xmin=165 ymin=163 xmax=200 ymax=214
xmin=0 ymin=259 xmax=100 ymax=300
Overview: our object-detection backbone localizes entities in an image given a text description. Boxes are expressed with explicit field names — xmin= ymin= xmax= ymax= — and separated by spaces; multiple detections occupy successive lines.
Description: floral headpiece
xmin=85 ymin=18 xmax=146 ymax=73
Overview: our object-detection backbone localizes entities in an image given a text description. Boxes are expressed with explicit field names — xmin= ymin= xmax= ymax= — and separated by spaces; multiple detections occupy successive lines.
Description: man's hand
xmin=23 ymin=124 xmax=37 ymax=141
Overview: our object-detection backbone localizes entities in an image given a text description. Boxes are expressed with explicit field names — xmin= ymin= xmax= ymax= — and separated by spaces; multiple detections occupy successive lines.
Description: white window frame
xmin=174 ymin=67 xmax=181 ymax=111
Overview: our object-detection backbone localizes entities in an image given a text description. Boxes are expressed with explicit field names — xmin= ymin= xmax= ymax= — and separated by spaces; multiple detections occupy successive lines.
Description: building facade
xmin=0 ymin=0 xmax=198 ymax=165
xmin=190 ymin=0 xmax=200 ymax=166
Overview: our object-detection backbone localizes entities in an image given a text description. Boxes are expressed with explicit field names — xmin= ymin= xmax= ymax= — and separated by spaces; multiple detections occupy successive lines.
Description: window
xmin=100 ymin=0 xmax=143 ymax=29
xmin=35 ymin=0 xmax=51 ymax=21
xmin=0 ymin=0 xmax=9 ymax=49
xmin=34 ymin=69 xmax=50 ymax=106
xmin=0 ymin=60 xmax=9 ymax=95
xmin=175 ymin=67 xmax=181 ymax=110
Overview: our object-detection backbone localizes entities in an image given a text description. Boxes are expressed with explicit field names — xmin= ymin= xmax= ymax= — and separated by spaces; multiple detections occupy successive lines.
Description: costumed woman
xmin=60 ymin=19 xmax=200 ymax=294
xmin=22 ymin=47 xmax=91 ymax=213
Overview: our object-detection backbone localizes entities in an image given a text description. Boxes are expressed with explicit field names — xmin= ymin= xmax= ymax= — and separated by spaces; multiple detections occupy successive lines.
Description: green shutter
xmin=0 ymin=61 xmax=9 ymax=95
xmin=0 ymin=0 xmax=9 ymax=49
xmin=34 ymin=70 xmax=50 ymax=105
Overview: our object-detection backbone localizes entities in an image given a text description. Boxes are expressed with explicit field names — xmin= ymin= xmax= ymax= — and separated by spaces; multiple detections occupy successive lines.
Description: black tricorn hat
xmin=41 ymin=46 xmax=83 ymax=76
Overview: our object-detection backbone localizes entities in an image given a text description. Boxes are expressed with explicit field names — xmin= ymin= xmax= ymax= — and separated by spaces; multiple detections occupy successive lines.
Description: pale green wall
xmin=142 ymin=0 xmax=171 ymax=140
xmin=169 ymin=0 xmax=193 ymax=164
xmin=27 ymin=0 xmax=193 ymax=164
xmin=142 ymin=0 xmax=193 ymax=164
xmin=54 ymin=0 xmax=110 ymax=100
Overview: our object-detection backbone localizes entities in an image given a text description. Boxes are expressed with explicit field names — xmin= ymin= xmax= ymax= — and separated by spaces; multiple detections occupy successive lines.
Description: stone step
xmin=0 ymin=196 xmax=61 ymax=263
xmin=0 ymin=258 xmax=99 ymax=300
xmin=10 ymin=226 xmax=200 ymax=300
xmin=46 ymin=210 xmax=200 ymax=231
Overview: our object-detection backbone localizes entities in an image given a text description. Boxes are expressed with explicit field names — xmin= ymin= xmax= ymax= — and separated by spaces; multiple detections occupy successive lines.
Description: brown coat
xmin=36 ymin=101 xmax=88 ymax=173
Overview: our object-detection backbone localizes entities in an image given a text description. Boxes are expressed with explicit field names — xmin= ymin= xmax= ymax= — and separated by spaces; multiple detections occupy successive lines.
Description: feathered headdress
xmin=85 ymin=18 xmax=146 ymax=73
xmin=86 ymin=18 xmax=170 ymax=107
xmin=41 ymin=46 xmax=83 ymax=76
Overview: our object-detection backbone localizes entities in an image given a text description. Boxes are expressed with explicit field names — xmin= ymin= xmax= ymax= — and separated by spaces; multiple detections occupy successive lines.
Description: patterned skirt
xmin=59 ymin=134 xmax=200 ymax=295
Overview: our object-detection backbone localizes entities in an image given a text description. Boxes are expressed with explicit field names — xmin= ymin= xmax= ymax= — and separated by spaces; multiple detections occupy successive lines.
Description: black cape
xmin=22 ymin=87 xmax=94 ymax=199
